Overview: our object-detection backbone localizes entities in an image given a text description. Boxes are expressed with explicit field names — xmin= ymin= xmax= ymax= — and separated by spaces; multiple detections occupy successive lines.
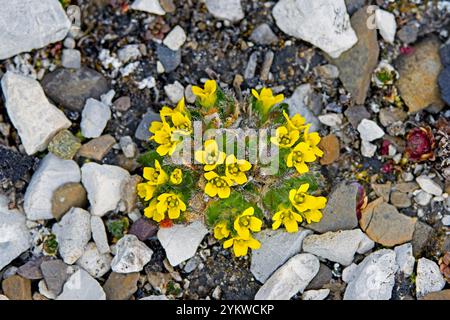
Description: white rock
xmin=302 ymin=289 xmax=330 ymax=300
xmin=286 ymin=84 xmax=320 ymax=132
xmin=24 ymin=153 xmax=80 ymax=220
xmin=111 ymin=235 xmax=153 ymax=273
xmin=164 ymin=81 xmax=185 ymax=104
xmin=272 ymin=0 xmax=357 ymax=58
xmin=52 ymin=208 xmax=91 ymax=265
xmin=119 ymin=136 xmax=138 ymax=158
xmin=414 ymin=190 xmax=433 ymax=206
xmin=357 ymin=232 xmax=376 ymax=254
xmin=357 ymin=119 xmax=385 ymax=142
xmin=0 ymin=195 xmax=31 ymax=271
xmin=344 ymin=249 xmax=398 ymax=300
xmin=442 ymin=215 xmax=450 ymax=226
xmin=416 ymin=176 xmax=443 ymax=196
xmin=255 ymin=254 xmax=320 ymax=300
xmin=302 ymin=229 xmax=374 ymax=266
xmin=91 ymin=216 xmax=110 ymax=254
xmin=57 ymin=269 xmax=106 ymax=300
xmin=157 ymin=221 xmax=208 ymax=266
xmin=163 ymin=25 xmax=187 ymax=51
xmin=62 ymin=49 xmax=81 ymax=69
xmin=361 ymin=140 xmax=377 ymax=158
xmin=131 ymin=0 xmax=165 ymax=15
xmin=375 ymin=9 xmax=397 ymax=44
xmin=205 ymin=0 xmax=244 ymax=22
xmin=0 ymin=295 xmax=9 ymax=300
xmin=140 ymin=295 xmax=169 ymax=300
xmin=100 ymin=89 xmax=116 ymax=106
xmin=1 ymin=72 xmax=71 ymax=155
xmin=117 ymin=44 xmax=142 ymax=63
xmin=394 ymin=243 xmax=415 ymax=276
xmin=76 ymin=242 xmax=112 ymax=278
xmin=416 ymin=258 xmax=446 ymax=298
xmin=0 ymin=0 xmax=71 ymax=59
xmin=81 ymin=163 xmax=130 ymax=217
xmin=80 ymin=98 xmax=111 ymax=138
xmin=318 ymin=113 xmax=343 ymax=127
xmin=251 ymin=228 xmax=312 ymax=283
xmin=342 ymin=263 xmax=358 ymax=283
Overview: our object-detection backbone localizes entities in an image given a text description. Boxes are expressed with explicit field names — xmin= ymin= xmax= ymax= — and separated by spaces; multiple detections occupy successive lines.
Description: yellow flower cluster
xmin=271 ymin=111 xmax=324 ymax=175
xmin=195 ymin=140 xmax=252 ymax=199
xmin=149 ymin=98 xmax=192 ymax=157
xmin=272 ymin=183 xmax=327 ymax=232
xmin=192 ymin=80 xmax=218 ymax=109
xmin=252 ymin=88 xmax=284 ymax=118
xmin=137 ymin=160 xmax=186 ymax=223
xmin=214 ymin=207 xmax=262 ymax=257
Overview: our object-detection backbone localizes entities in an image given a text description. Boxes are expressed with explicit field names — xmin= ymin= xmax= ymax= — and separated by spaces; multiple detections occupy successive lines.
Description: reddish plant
xmin=405 ymin=127 xmax=435 ymax=162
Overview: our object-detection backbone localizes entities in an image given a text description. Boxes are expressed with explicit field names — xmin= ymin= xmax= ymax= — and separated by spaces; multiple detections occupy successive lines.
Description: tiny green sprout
xmin=43 ymin=234 xmax=59 ymax=256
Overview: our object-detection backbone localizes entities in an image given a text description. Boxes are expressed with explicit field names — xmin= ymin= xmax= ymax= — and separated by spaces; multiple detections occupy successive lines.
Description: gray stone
xmin=344 ymin=249 xmax=398 ymax=300
xmin=357 ymin=119 xmax=385 ymax=142
xmin=0 ymin=0 xmax=71 ymax=59
xmin=111 ymin=235 xmax=153 ymax=273
xmin=438 ymin=67 xmax=450 ymax=105
xmin=156 ymin=44 xmax=181 ymax=73
xmin=135 ymin=109 xmax=161 ymax=141
xmin=286 ymin=84 xmax=320 ymax=132
xmin=411 ymin=221 xmax=434 ymax=258
xmin=255 ymin=254 xmax=320 ymax=300
xmin=52 ymin=208 xmax=91 ymax=265
xmin=164 ymin=81 xmax=184 ymax=104
xmin=1 ymin=72 xmax=71 ymax=155
xmin=76 ymin=242 xmax=112 ymax=278
xmin=57 ymin=269 xmax=106 ymax=300
xmin=24 ymin=153 xmax=80 ymax=221
xmin=344 ymin=0 xmax=365 ymax=15
xmin=251 ymin=228 xmax=312 ymax=283
xmin=397 ymin=23 xmax=419 ymax=44
xmin=416 ymin=258 xmax=446 ymax=298
xmin=273 ymin=0 xmax=357 ymax=59
xmin=62 ymin=49 xmax=81 ymax=69
xmin=375 ymin=9 xmax=397 ymax=44
xmin=163 ymin=25 xmax=187 ymax=51
xmin=416 ymin=176 xmax=443 ymax=196
xmin=0 ymin=196 xmax=31 ymax=271
xmin=205 ymin=0 xmax=244 ymax=22
xmin=344 ymin=105 xmax=370 ymax=128
xmin=40 ymin=259 xmax=69 ymax=295
xmin=302 ymin=289 xmax=330 ymax=300
xmin=119 ymin=136 xmax=138 ymax=159
xmin=131 ymin=0 xmax=165 ymax=15
xmin=17 ymin=257 xmax=47 ymax=280
xmin=250 ymin=24 xmax=279 ymax=45
xmin=157 ymin=221 xmax=208 ymax=266
xmin=41 ymin=67 xmax=110 ymax=112
xmin=117 ymin=45 xmax=141 ymax=63
xmin=394 ymin=243 xmax=415 ymax=276
xmin=91 ymin=216 xmax=110 ymax=254
xmin=80 ymin=98 xmax=111 ymax=138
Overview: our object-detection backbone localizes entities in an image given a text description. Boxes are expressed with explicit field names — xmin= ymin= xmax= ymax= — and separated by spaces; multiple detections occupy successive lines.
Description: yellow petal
xmin=204 ymin=171 xmax=218 ymax=180
xmin=223 ymin=238 xmax=234 ymax=249
xmin=249 ymin=217 xmax=262 ymax=232
xmin=218 ymin=186 xmax=231 ymax=199
xmin=205 ymin=183 xmax=218 ymax=197
xmin=284 ymin=217 xmax=299 ymax=233
xmin=233 ymin=241 xmax=248 ymax=257
xmin=247 ymin=237 xmax=261 ymax=250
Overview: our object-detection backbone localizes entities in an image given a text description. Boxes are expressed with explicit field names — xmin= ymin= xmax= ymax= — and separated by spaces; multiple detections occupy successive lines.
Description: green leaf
xmin=137 ymin=150 xmax=163 ymax=167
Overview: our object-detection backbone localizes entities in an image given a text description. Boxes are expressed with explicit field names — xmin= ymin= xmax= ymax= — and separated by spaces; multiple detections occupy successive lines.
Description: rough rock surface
xmin=57 ymin=269 xmax=106 ymax=300
xmin=111 ymin=235 xmax=153 ymax=273
xmin=416 ymin=258 xmax=446 ymax=298
xmin=76 ymin=242 xmax=112 ymax=278
xmin=205 ymin=0 xmax=244 ymax=23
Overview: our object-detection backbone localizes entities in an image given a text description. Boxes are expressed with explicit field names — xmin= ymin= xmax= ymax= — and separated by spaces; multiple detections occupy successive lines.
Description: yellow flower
xmin=137 ymin=182 xmax=156 ymax=201
xmin=288 ymin=183 xmax=322 ymax=212
xmin=143 ymin=160 xmax=169 ymax=185
xmin=214 ymin=221 xmax=230 ymax=240
xmin=300 ymin=196 xmax=327 ymax=224
xmin=144 ymin=199 xmax=165 ymax=222
xmin=272 ymin=207 xmax=303 ymax=233
xmin=252 ymin=87 xmax=284 ymax=115
xmin=160 ymin=97 xmax=187 ymax=118
xmin=170 ymin=168 xmax=183 ymax=185
xmin=192 ymin=80 xmax=217 ymax=108
xmin=286 ymin=142 xmax=317 ymax=174
xmin=283 ymin=110 xmax=306 ymax=131
xmin=233 ymin=207 xmax=262 ymax=239
xmin=156 ymin=193 xmax=186 ymax=220
xmin=270 ymin=126 xmax=300 ymax=148
xmin=171 ymin=111 xmax=192 ymax=136
xmin=194 ymin=139 xmax=226 ymax=171
xmin=303 ymin=124 xmax=324 ymax=158
xmin=151 ymin=122 xmax=180 ymax=156
xmin=204 ymin=171 xmax=232 ymax=198
xmin=225 ymin=155 xmax=252 ymax=185
xmin=223 ymin=236 xmax=261 ymax=257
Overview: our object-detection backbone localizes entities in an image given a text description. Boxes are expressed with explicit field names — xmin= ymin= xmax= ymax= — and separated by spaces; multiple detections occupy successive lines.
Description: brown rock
xmin=344 ymin=105 xmax=371 ymax=128
xmin=360 ymin=199 xmax=417 ymax=247
xmin=121 ymin=175 xmax=142 ymax=213
xmin=2 ymin=275 xmax=32 ymax=300
xmin=113 ymin=96 xmax=131 ymax=112
xmin=420 ymin=290 xmax=450 ymax=300
xmin=390 ymin=191 xmax=412 ymax=208
xmin=103 ymin=272 xmax=139 ymax=300
xmin=412 ymin=221 xmax=435 ymax=258
xmin=396 ymin=36 xmax=445 ymax=113
xmin=330 ymin=7 xmax=379 ymax=105
xmin=318 ymin=134 xmax=340 ymax=165
xmin=160 ymin=0 xmax=176 ymax=13
xmin=78 ymin=134 xmax=116 ymax=161
xmin=379 ymin=107 xmax=408 ymax=127
xmin=129 ymin=218 xmax=158 ymax=241
xmin=51 ymin=182 xmax=87 ymax=220
xmin=394 ymin=182 xmax=419 ymax=193
xmin=17 ymin=257 xmax=50 ymax=280
xmin=371 ymin=182 xmax=392 ymax=202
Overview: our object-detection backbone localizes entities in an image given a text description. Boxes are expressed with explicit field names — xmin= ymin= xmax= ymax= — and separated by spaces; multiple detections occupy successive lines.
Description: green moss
xmin=43 ymin=234 xmax=59 ymax=256
xmin=107 ymin=218 xmax=130 ymax=241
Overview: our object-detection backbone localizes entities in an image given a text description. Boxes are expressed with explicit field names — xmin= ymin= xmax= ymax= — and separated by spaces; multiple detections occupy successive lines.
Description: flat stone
xmin=0 ymin=0 xmax=71 ymax=59
xmin=251 ymin=228 xmax=312 ymax=283
xmin=62 ymin=49 xmax=81 ymax=69
xmin=1 ymin=72 xmax=72 ymax=155
xmin=302 ymin=289 xmax=330 ymax=300
xmin=314 ymin=64 xmax=340 ymax=80
xmin=390 ymin=191 xmax=412 ymax=208
xmin=329 ymin=6 xmax=379 ymax=104
xmin=396 ymin=36 xmax=445 ymax=113
xmin=306 ymin=263 xmax=333 ymax=290
xmin=81 ymin=98 xmax=111 ymax=139
xmin=255 ymin=254 xmax=320 ymax=300
xmin=318 ymin=134 xmax=340 ymax=165
xmin=416 ymin=175 xmax=443 ymax=196
xmin=379 ymin=107 xmax=407 ymax=127
xmin=205 ymin=0 xmax=244 ymax=22
xmin=438 ymin=67 xmax=450 ymax=105
xmin=156 ymin=44 xmax=181 ymax=73
xmin=343 ymin=249 xmax=398 ymax=300
xmin=360 ymin=200 xmax=417 ymax=247
xmin=344 ymin=0 xmax=365 ymax=15
xmin=397 ymin=23 xmax=419 ymax=44
xmin=361 ymin=140 xmax=377 ymax=158
xmin=91 ymin=216 xmax=110 ymax=254
xmin=40 ymin=259 xmax=69 ymax=296
xmin=394 ymin=182 xmax=419 ymax=193
xmin=164 ymin=81 xmax=184 ymax=104
xmin=129 ymin=218 xmax=158 ymax=241
xmin=344 ymin=105 xmax=370 ymax=128
xmin=163 ymin=25 xmax=186 ymax=51
xmin=51 ymin=182 xmax=87 ymax=220
xmin=318 ymin=113 xmax=343 ymax=127
xmin=303 ymin=229 xmax=374 ymax=266
xmin=416 ymin=258 xmax=446 ymax=298
xmin=57 ymin=269 xmax=106 ymax=300
xmin=131 ymin=0 xmax=165 ymax=15
xmin=78 ymin=135 xmax=116 ymax=161
xmin=103 ymin=272 xmax=139 ymax=300
xmin=24 ymin=153 xmax=80 ymax=220
xmin=121 ymin=175 xmax=142 ymax=213
xmin=76 ymin=242 xmax=112 ymax=278
xmin=135 ymin=109 xmax=161 ymax=141
xmin=157 ymin=221 xmax=208 ymax=266
xmin=17 ymin=257 xmax=48 ymax=280
xmin=273 ymin=0 xmax=357 ymax=59
xmin=117 ymin=45 xmax=141 ymax=63
xmin=372 ymin=182 xmax=392 ymax=202
xmin=375 ymin=9 xmax=397 ymax=44
xmin=286 ymin=84 xmax=320 ymax=132
xmin=411 ymin=221 xmax=435 ymax=258
xmin=113 ymin=96 xmax=131 ymax=112
xmin=307 ymin=182 xmax=359 ymax=233
xmin=111 ymin=235 xmax=153 ymax=273
xmin=357 ymin=119 xmax=385 ymax=142
xmin=52 ymin=208 xmax=91 ymax=264
xmin=42 ymin=67 xmax=109 ymax=112
xmin=1 ymin=275 xmax=32 ymax=300
xmin=48 ymin=130 xmax=82 ymax=160
xmin=0 ymin=196 xmax=31 ymax=271
xmin=250 ymin=23 xmax=279 ymax=45
xmin=81 ymin=163 xmax=130 ymax=217
xmin=394 ymin=243 xmax=415 ymax=276
xmin=420 ymin=290 xmax=450 ymax=300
